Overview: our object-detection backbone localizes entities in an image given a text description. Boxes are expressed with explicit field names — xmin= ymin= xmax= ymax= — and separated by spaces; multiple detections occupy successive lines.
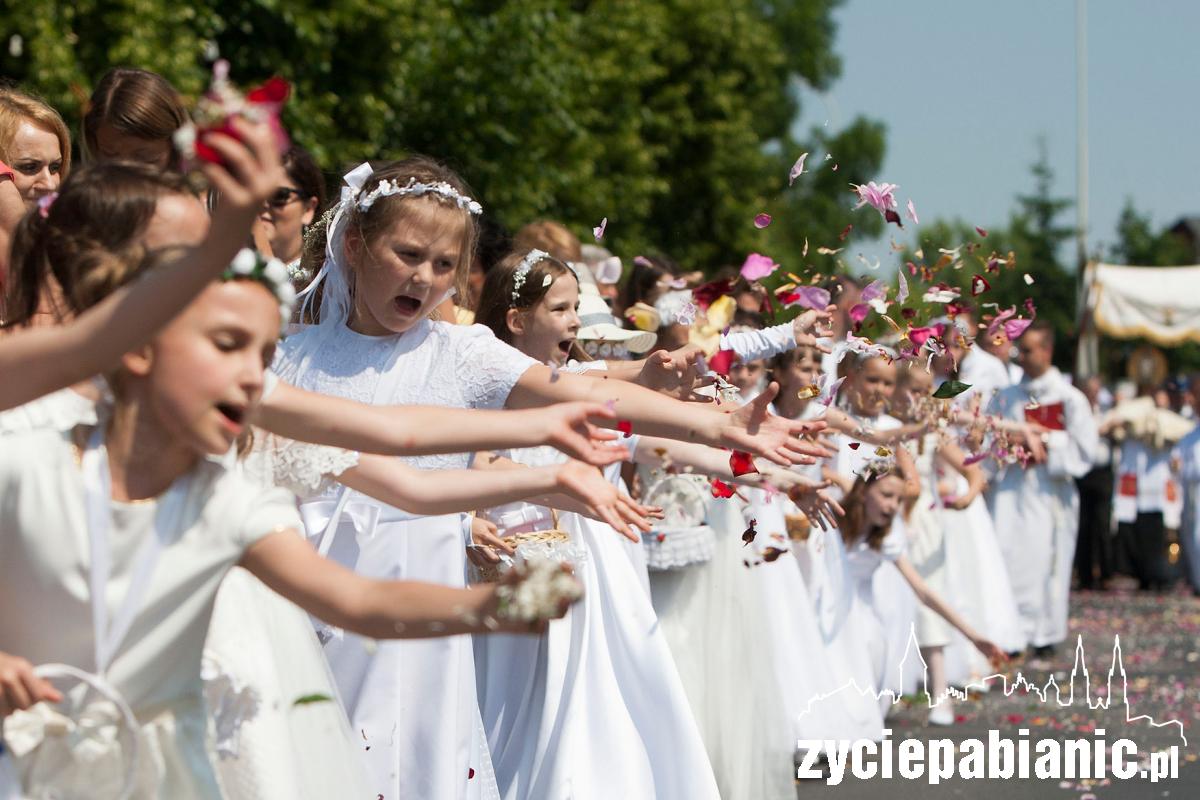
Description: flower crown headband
xmin=510 ymin=249 xmax=553 ymax=307
xmin=221 ymin=248 xmax=296 ymax=332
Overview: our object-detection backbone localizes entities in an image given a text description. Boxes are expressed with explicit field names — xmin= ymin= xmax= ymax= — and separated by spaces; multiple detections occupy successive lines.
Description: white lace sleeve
xmin=243 ymin=431 xmax=360 ymax=498
xmin=455 ymin=324 xmax=539 ymax=409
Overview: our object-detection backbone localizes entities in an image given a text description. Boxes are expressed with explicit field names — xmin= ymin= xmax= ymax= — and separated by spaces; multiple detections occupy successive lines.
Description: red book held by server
xmin=1024 ymin=401 xmax=1065 ymax=431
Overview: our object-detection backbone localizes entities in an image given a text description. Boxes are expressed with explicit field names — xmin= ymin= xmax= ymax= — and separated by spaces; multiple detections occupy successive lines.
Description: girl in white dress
xmin=827 ymin=459 xmax=1005 ymax=722
xmin=0 ymin=119 xmax=282 ymax=414
xmin=278 ymin=159 xmax=830 ymax=800
xmin=890 ymin=363 xmax=989 ymax=724
xmin=0 ymin=158 xmax=654 ymax=800
xmin=0 ymin=262 xmax=575 ymax=799
xmin=766 ymin=345 xmax=890 ymax=745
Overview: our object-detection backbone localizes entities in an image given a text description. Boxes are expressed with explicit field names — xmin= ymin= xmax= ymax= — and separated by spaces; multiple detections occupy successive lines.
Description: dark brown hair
xmin=839 ymin=470 xmax=901 ymax=551
xmin=82 ymin=68 xmax=188 ymax=162
xmin=282 ymin=145 xmax=326 ymax=211
xmin=618 ymin=253 xmax=679 ymax=315
xmin=3 ymin=161 xmax=191 ymax=327
xmin=475 ymin=250 xmax=576 ymax=344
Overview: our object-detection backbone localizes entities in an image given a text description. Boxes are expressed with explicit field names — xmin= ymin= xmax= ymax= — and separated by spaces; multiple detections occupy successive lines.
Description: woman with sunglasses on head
xmin=253 ymin=145 xmax=325 ymax=291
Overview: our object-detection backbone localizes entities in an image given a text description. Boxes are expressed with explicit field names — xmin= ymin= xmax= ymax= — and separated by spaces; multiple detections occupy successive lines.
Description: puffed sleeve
xmin=233 ymin=483 xmax=305 ymax=550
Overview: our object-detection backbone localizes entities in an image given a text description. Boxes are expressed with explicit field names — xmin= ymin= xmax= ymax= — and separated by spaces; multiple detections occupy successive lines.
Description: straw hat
xmin=576 ymin=286 xmax=656 ymax=354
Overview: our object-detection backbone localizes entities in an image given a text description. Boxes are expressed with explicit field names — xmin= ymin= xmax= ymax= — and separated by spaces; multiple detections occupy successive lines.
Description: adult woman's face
xmin=8 ymin=121 xmax=62 ymax=209
xmin=257 ymin=180 xmax=316 ymax=264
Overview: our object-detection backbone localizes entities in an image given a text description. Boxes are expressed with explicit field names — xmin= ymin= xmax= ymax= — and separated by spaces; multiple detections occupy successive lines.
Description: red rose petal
xmin=617 ymin=420 xmax=633 ymax=438
xmin=710 ymin=479 xmax=735 ymax=499
xmin=708 ymin=349 xmax=737 ymax=377
xmin=729 ymin=450 xmax=758 ymax=476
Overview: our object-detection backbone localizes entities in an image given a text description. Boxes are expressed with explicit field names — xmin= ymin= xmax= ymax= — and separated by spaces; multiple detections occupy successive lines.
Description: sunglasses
xmin=267 ymin=187 xmax=307 ymax=209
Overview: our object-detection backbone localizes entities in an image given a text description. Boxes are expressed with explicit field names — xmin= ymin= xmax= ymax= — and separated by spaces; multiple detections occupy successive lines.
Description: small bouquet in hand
xmin=495 ymin=558 xmax=583 ymax=624
xmin=174 ymin=60 xmax=290 ymax=168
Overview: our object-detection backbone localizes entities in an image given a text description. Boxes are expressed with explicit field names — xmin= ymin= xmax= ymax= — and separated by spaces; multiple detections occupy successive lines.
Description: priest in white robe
xmin=987 ymin=321 xmax=1097 ymax=652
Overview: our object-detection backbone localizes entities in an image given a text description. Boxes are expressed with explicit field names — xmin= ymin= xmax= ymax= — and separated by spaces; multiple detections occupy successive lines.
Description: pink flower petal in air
xmin=592 ymin=217 xmax=607 ymax=240
xmin=906 ymin=199 xmax=919 ymax=225
xmin=784 ymin=285 xmax=831 ymax=310
xmin=1004 ymin=318 xmax=1032 ymax=340
xmin=908 ymin=326 xmax=937 ymax=347
xmin=987 ymin=308 xmax=1016 ymax=339
xmin=819 ymin=376 xmax=846 ymax=407
xmin=848 ymin=303 xmax=869 ymax=324
xmin=1024 ymin=297 xmax=1037 ymax=318
xmin=740 ymin=253 xmax=779 ymax=282
xmin=975 ymin=226 xmax=988 ymax=237
xmin=896 ymin=270 xmax=909 ymax=304
xmin=971 ymin=274 xmax=991 ymax=296
xmin=860 ymin=280 xmax=886 ymax=304
xmin=754 ymin=213 xmax=772 ymax=228
xmin=788 ymin=152 xmax=808 ymax=185
xmin=851 ymin=181 xmax=899 ymax=217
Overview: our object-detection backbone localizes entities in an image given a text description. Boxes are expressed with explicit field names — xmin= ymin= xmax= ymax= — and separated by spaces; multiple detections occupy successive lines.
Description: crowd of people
xmin=0 ymin=66 xmax=1196 ymax=800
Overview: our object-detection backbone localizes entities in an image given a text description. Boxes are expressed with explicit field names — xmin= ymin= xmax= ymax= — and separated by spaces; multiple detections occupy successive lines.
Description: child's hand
xmin=638 ymin=346 xmax=717 ymax=403
xmin=470 ymin=516 xmax=515 ymax=558
xmin=554 ymin=461 xmax=656 ymax=541
xmin=792 ymin=305 xmax=835 ymax=352
xmin=200 ymin=117 xmax=286 ymax=221
xmin=536 ymin=402 xmax=628 ymax=467
xmin=973 ymin=637 xmax=1007 ymax=668
xmin=0 ymin=652 xmax=62 ymax=717
xmin=720 ymin=383 xmax=831 ymax=466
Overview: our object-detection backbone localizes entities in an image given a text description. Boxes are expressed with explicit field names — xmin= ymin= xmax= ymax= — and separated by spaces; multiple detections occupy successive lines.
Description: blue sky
xmin=794 ymin=0 xmax=1200 ymax=267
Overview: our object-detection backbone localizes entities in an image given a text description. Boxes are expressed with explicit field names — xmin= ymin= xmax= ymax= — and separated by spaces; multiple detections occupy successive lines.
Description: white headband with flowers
xmin=222 ymin=248 xmax=296 ymax=332
xmin=510 ymin=249 xmax=553 ymax=307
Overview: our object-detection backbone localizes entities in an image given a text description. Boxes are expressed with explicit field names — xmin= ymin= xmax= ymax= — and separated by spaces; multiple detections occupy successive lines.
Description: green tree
xmin=1108 ymin=200 xmax=1192 ymax=267
xmin=900 ymin=145 xmax=1078 ymax=369
xmin=1 ymin=0 xmax=885 ymax=270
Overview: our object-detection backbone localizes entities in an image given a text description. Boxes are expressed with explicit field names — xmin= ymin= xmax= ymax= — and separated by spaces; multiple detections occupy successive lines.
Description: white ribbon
xmin=301 ymin=497 xmax=381 ymax=558
xmin=297 ymin=162 xmax=375 ymax=326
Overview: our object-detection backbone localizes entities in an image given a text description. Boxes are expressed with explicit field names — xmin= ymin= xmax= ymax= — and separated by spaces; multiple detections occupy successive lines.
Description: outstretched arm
xmin=340 ymin=454 xmax=650 ymax=538
xmin=895 ymin=555 xmax=1005 ymax=665
xmin=240 ymin=531 xmax=572 ymax=638
xmin=257 ymin=381 xmax=625 ymax=467
xmin=508 ymin=364 xmax=827 ymax=467
xmin=0 ymin=120 xmax=283 ymax=412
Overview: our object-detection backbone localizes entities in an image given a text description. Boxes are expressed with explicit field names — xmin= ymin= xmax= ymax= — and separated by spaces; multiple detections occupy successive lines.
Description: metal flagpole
xmin=1075 ymin=0 xmax=1098 ymax=377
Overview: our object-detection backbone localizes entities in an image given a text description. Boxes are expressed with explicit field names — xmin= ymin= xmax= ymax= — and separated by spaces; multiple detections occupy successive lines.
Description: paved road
xmin=796 ymin=586 xmax=1200 ymax=798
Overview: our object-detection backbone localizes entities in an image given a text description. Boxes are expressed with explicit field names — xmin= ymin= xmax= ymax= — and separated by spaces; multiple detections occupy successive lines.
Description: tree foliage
xmin=1 ymin=0 xmax=886 ymax=269
xmin=901 ymin=145 xmax=1079 ymax=370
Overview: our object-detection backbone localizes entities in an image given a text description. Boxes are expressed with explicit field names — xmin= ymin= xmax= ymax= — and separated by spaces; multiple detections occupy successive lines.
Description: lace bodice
xmin=273 ymin=319 xmax=538 ymax=479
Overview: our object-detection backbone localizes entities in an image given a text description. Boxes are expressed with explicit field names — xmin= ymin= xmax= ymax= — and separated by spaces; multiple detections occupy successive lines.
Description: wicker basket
xmin=472 ymin=509 xmax=575 ymax=584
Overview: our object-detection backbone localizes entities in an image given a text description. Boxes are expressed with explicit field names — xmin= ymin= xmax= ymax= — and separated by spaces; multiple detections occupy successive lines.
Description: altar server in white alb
xmin=987 ymin=321 xmax=1097 ymax=653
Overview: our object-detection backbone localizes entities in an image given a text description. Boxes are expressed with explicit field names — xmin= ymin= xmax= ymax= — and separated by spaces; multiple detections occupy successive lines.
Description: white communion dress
xmin=474 ymin=441 xmax=719 ymax=800
xmin=273 ymin=319 xmax=536 ymax=800
xmin=0 ymin=425 xmax=302 ymax=799
xmin=646 ymin=482 xmax=794 ymax=800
